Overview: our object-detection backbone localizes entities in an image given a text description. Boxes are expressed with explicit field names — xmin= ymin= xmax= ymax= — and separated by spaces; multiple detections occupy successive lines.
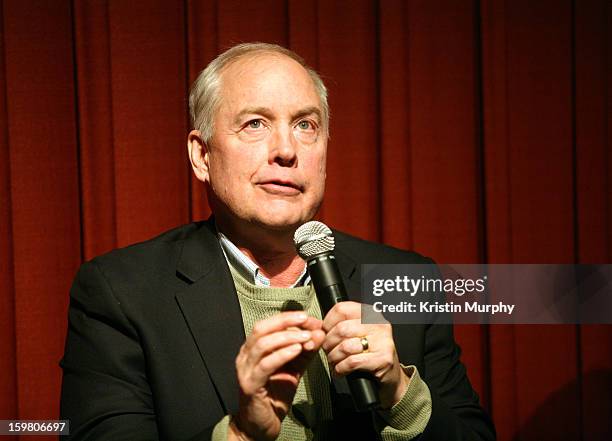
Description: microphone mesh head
xmin=294 ymin=221 xmax=335 ymax=259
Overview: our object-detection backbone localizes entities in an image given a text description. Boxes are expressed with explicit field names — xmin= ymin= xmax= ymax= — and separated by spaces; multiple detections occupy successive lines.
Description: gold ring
xmin=360 ymin=336 xmax=369 ymax=353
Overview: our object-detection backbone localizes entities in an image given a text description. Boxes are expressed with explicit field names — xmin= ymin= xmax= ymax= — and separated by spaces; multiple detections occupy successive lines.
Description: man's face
xmin=202 ymin=53 xmax=327 ymax=231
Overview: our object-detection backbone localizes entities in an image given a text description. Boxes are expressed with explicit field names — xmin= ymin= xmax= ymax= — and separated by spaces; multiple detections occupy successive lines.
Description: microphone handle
xmin=308 ymin=255 xmax=380 ymax=411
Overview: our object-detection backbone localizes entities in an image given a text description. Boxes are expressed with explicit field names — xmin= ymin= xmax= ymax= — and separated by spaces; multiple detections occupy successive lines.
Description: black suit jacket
xmin=60 ymin=220 xmax=495 ymax=440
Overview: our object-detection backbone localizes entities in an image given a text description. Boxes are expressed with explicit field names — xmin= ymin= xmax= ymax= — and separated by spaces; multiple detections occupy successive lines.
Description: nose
xmin=269 ymin=126 xmax=297 ymax=167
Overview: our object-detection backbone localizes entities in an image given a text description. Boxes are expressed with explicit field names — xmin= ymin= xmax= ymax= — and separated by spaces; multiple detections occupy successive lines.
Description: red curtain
xmin=1 ymin=1 xmax=610 ymax=440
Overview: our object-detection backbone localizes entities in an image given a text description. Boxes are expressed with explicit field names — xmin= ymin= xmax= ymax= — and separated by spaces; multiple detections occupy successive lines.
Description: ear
xmin=187 ymin=130 xmax=210 ymax=183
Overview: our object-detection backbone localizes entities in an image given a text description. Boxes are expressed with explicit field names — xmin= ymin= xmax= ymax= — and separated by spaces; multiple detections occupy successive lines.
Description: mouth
xmin=257 ymin=179 xmax=303 ymax=196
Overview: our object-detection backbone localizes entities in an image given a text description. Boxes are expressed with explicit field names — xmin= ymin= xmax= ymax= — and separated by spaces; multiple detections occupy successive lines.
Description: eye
xmin=247 ymin=119 xmax=262 ymax=129
xmin=297 ymin=120 xmax=314 ymax=130
xmin=294 ymin=119 xmax=319 ymax=144
xmin=239 ymin=118 xmax=269 ymax=142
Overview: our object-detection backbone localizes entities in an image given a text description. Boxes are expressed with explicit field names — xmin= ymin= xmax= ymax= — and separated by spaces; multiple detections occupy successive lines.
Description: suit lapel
xmin=174 ymin=220 xmax=244 ymax=414
xmin=334 ymin=246 xmax=360 ymax=300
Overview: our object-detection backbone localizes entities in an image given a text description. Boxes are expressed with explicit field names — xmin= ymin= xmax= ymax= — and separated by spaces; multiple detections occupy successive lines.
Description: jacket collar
xmin=175 ymin=219 xmax=220 ymax=283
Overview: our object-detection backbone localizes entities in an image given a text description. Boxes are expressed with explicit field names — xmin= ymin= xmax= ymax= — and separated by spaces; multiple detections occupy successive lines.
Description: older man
xmin=61 ymin=43 xmax=495 ymax=441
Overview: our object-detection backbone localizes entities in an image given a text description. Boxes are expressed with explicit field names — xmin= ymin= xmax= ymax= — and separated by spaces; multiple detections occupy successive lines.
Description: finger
xmin=302 ymin=328 xmax=325 ymax=351
xmin=326 ymin=336 xmax=367 ymax=365
xmin=287 ymin=329 xmax=327 ymax=373
xmin=279 ymin=316 xmax=322 ymax=351
xmin=332 ymin=352 xmax=383 ymax=377
xmin=252 ymin=343 xmax=304 ymax=385
xmin=322 ymin=301 xmax=361 ymax=332
xmin=361 ymin=305 xmax=388 ymax=324
xmin=300 ymin=316 xmax=323 ymax=331
xmin=321 ymin=319 xmax=368 ymax=353
xmin=248 ymin=329 xmax=313 ymax=362
xmin=248 ymin=311 xmax=309 ymax=343
xmin=283 ymin=316 xmax=322 ymax=350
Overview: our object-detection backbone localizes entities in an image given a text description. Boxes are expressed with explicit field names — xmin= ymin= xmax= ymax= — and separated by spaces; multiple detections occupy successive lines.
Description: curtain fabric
xmin=0 ymin=1 xmax=610 ymax=440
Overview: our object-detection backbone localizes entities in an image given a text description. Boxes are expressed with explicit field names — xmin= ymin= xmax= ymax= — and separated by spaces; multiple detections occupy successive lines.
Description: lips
xmin=257 ymin=179 xmax=303 ymax=195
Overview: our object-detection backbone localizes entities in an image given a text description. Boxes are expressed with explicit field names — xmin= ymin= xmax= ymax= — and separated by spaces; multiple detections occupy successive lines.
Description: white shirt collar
xmin=217 ymin=230 xmax=310 ymax=287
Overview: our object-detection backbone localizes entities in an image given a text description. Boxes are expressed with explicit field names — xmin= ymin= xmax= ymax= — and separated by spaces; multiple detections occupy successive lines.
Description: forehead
xmin=217 ymin=53 xmax=321 ymax=112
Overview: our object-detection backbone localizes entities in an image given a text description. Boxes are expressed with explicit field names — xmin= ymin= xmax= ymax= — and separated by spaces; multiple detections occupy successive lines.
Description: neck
xmin=216 ymin=217 xmax=306 ymax=288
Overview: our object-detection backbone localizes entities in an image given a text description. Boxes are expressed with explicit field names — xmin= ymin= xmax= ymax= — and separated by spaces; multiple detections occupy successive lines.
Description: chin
xmin=252 ymin=216 xmax=303 ymax=231
xmin=250 ymin=210 xmax=311 ymax=232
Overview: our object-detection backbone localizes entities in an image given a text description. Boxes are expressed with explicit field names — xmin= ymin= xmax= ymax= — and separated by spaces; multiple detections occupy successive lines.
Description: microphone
xmin=294 ymin=221 xmax=380 ymax=411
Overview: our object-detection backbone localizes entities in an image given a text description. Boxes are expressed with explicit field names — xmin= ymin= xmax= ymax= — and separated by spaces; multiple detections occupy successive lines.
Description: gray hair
xmin=189 ymin=42 xmax=329 ymax=142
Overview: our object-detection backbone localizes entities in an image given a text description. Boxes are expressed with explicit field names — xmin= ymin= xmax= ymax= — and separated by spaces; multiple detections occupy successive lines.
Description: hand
xmin=322 ymin=302 xmax=409 ymax=409
xmin=231 ymin=311 xmax=325 ymax=441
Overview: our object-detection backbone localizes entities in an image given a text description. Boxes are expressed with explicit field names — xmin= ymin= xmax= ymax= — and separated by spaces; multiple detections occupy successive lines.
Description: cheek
xmin=301 ymin=160 xmax=326 ymax=205
xmin=209 ymin=151 xmax=259 ymax=195
xmin=306 ymin=154 xmax=327 ymax=185
xmin=315 ymin=147 xmax=327 ymax=177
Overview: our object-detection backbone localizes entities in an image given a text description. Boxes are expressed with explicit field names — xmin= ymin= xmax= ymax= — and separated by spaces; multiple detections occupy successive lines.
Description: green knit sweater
xmin=212 ymin=268 xmax=432 ymax=440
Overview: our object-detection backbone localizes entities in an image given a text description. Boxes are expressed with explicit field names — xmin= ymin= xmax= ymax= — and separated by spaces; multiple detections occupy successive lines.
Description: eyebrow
xmin=293 ymin=106 xmax=322 ymax=122
xmin=234 ymin=106 xmax=322 ymax=125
